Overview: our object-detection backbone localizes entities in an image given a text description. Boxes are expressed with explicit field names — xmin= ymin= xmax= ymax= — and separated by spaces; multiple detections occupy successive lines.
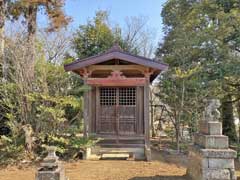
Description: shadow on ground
xmin=129 ymin=175 xmax=189 ymax=180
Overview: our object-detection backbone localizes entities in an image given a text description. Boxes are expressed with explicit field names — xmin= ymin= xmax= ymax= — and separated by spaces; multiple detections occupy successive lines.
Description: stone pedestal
xmin=36 ymin=146 xmax=68 ymax=180
xmin=187 ymin=120 xmax=237 ymax=180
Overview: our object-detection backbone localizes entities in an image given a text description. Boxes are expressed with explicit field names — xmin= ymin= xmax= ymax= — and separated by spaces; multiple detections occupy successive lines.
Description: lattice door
xmin=99 ymin=88 xmax=117 ymax=134
xmin=118 ymin=88 xmax=136 ymax=135
xmin=98 ymin=87 xmax=137 ymax=135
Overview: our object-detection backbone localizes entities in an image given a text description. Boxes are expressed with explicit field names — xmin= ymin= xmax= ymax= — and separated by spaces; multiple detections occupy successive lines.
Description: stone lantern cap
xmin=40 ymin=146 xmax=59 ymax=169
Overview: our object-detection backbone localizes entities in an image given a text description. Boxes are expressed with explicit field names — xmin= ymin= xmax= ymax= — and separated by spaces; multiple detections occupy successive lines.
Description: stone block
xmin=188 ymin=149 xmax=234 ymax=169
xmin=199 ymin=121 xmax=222 ymax=135
xmin=208 ymin=158 xmax=235 ymax=169
xmin=187 ymin=145 xmax=237 ymax=180
xmin=202 ymin=169 xmax=231 ymax=180
xmin=84 ymin=147 xmax=91 ymax=160
xmin=195 ymin=134 xmax=229 ymax=149
xmin=189 ymin=145 xmax=237 ymax=159
xmin=200 ymin=149 xmax=237 ymax=159
xmin=36 ymin=167 xmax=66 ymax=180
xmin=144 ymin=145 xmax=151 ymax=161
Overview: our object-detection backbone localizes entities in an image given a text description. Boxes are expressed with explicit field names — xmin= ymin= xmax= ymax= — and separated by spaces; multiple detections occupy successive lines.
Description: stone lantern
xmin=187 ymin=99 xmax=237 ymax=180
xmin=36 ymin=146 xmax=68 ymax=180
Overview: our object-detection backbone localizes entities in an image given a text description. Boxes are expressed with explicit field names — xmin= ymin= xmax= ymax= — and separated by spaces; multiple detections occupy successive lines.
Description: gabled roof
xmin=64 ymin=44 xmax=168 ymax=72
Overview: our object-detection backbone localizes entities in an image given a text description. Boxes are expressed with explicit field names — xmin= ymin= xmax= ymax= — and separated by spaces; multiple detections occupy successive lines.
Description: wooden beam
xmin=86 ymin=70 xmax=147 ymax=86
xmin=86 ymin=78 xmax=146 ymax=86
xmin=87 ymin=65 xmax=148 ymax=73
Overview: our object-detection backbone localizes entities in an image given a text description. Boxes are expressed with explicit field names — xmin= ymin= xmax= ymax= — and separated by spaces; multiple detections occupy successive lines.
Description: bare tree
xmin=123 ymin=16 xmax=156 ymax=58
xmin=39 ymin=29 xmax=73 ymax=64
xmin=5 ymin=30 xmax=33 ymax=123
xmin=10 ymin=0 xmax=71 ymax=81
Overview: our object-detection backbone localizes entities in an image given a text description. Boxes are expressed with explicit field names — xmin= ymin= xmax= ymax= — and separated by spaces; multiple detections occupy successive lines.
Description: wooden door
xmin=118 ymin=87 xmax=136 ymax=135
xmin=98 ymin=87 xmax=137 ymax=135
xmin=98 ymin=88 xmax=117 ymax=134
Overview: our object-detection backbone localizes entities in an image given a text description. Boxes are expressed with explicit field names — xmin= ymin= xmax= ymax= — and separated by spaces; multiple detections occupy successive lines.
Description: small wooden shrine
xmin=64 ymin=44 xmax=168 ymax=160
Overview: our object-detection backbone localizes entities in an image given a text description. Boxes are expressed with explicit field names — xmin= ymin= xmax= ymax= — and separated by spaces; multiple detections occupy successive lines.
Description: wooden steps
xmin=98 ymin=143 xmax=145 ymax=148
xmin=99 ymin=150 xmax=135 ymax=160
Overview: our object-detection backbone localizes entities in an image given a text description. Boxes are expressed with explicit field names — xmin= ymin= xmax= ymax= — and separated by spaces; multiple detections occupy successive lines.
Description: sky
xmin=38 ymin=0 xmax=167 ymax=44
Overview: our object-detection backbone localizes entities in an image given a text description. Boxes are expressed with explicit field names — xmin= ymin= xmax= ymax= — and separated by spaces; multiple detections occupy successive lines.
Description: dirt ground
xmin=0 ymin=148 xmax=187 ymax=180
xmin=0 ymin=142 xmax=239 ymax=180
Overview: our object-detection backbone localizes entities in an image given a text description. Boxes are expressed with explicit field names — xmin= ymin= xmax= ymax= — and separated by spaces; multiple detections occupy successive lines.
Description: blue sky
xmin=38 ymin=0 xmax=166 ymax=43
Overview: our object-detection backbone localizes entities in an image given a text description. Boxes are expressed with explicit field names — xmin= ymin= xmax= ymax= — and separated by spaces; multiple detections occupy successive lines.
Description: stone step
xmin=100 ymin=150 xmax=134 ymax=159
xmin=89 ymin=147 xmax=145 ymax=160
xmin=101 ymin=153 xmax=130 ymax=159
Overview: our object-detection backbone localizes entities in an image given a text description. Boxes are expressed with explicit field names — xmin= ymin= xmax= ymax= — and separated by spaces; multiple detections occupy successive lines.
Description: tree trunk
xmin=150 ymin=103 xmax=156 ymax=137
xmin=0 ymin=0 xmax=7 ymax=81
xmin=237 ymin=100 xmax=240 ymax=144
xmin=19 ymin=5 xmax=38 ymax=125
xmin=26 ymin=4 xmax=37 ymax=83
xmin=175 ymin=79 xmax=185 ymax=152
xmin=175 ymin=123 xmax=180 ymax=152
xmin=221 ymin=95 xmax=237 ymax=142
xmin=150 ymin=89 xmax=156 ymax=137
xmin=22 ymin=124 xmax=34 ymax=159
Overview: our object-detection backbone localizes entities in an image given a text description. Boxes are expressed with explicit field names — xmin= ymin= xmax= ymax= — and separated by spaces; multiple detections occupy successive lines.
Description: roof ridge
xmin=64 ymin=44 xmax=168 ymax=68
xmin=106 ymin=43 xmax=123 ymax=53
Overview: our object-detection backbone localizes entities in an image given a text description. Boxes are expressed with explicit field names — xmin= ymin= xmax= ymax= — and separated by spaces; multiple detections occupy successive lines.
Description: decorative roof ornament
xmin=106 ymin=43 xmax=123 ymax=53
xmin=107 ymin=70 xmax=126 ymax=80
xmin=203 ymin=99 xmax=221 ymax=122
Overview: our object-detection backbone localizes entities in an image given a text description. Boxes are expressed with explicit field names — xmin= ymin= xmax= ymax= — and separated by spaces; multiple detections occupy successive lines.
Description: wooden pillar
xmin=96 ymin=86 xmax=100 ymax=134
xmin=144 ymin=74 xmax=151 ymax=161
xmin=88 ymin=86 xmax=92 ymax=134
xmin=83 ymin=69 xmax=91 ymax=137
xmin=83 ymin=83 xmax=89 ymax=137
xmin=136 ymin=86 xmax=141 ymax=135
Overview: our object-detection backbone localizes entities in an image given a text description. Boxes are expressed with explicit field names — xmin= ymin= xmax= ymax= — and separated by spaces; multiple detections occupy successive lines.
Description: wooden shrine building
xmin=64 ymin=44 xmax=168 ymax=160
